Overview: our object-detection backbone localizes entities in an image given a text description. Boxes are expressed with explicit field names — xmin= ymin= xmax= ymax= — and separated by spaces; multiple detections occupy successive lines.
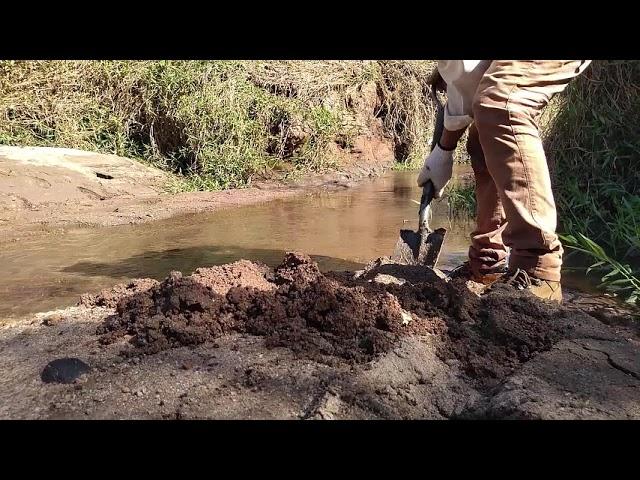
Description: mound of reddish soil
xmin=92 ymin=252 xmax=608 ymax=391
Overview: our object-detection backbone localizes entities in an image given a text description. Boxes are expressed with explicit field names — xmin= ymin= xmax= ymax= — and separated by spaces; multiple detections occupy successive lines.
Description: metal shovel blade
xmin=391 ymin=227 xmax=446 ymax=267
xmin=391 ymin=179 xmax=447 ymax=268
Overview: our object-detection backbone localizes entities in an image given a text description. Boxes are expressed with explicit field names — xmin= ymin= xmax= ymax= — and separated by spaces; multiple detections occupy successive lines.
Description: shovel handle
xmin=418 ymin=75 xmax=445 ymax=234
xmin=418 ymin=180 xmax=435 ymax=233
xmin=429 ymin=79 xmax=445 ymax=152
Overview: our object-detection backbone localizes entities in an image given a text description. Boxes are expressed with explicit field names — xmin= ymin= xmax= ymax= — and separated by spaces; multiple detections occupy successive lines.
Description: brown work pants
xmin=467 ymin=60 xmax=589 ymax=282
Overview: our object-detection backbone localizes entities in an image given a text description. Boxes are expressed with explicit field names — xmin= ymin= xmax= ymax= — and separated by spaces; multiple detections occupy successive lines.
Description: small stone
xmin=373 ymin=274 xmax=406 ymax=286
xmin=42 ymin=315 xmax=64 ymax=326
xmin=510 ymin=377 xmax=524 ymax=387
xmin=168 ymin=271 xmax=183 ymax=281
xmin=41 ymin=358 xmax=91 ymax=384
xmin=121 ymin=386 xmax=131 ymax=393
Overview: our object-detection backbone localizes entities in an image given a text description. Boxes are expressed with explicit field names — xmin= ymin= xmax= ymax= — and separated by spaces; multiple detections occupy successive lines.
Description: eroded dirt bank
xmin=0 ymin=138 xmax=394 ymax=244
xmin=1 ymin=253 xmax=639 ymax=420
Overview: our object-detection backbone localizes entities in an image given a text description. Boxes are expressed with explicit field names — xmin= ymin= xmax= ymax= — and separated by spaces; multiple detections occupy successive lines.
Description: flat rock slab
xmin=0 ymin=146 xmax=167 ymax=206
xmin=1 ymin=304 xmax=639 ymax=420
xmin=477 ymin=338 xmax=640 ymax=419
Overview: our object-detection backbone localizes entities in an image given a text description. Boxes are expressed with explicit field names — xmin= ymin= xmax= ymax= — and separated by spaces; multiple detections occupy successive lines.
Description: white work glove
xmin=416 ymin=144 xmax=454 ymax=198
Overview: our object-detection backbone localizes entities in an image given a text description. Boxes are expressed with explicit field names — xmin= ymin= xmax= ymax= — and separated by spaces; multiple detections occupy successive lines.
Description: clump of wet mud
xmin=189 ymin=260 xmax=274 ymax=294
xmin=433 ymin=281 xmax=571 ymax=389
xmin=351 ymin=259 xmax=575 ymax=389
xmin=93 ymin=252 xmax=590 ymax=388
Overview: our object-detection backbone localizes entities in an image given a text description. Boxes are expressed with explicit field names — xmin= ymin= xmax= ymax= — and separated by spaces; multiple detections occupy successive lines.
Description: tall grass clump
xmin=375 ymin=61 xmax=438 ymax=167
xmin=446 ymin=182 xmax=476 ymax=218
xmin=543 ymin=60 xmax=640 ymax=304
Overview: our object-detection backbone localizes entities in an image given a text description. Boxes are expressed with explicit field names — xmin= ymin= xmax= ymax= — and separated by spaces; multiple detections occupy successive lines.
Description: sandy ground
xmin=0 ymin=137 xmax=394 ymax=244
xmin=1 ymin=254 xmax=638 ymax=420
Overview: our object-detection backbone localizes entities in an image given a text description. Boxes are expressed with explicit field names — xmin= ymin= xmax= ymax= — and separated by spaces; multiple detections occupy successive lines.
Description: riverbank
xmin=0 ymin=135 xmax=394 ymax=244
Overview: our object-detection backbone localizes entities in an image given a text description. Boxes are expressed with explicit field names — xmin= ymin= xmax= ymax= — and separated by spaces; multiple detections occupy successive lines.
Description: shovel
xmin=390 ymin=75 xmax=446 ymax=268
xmin=391 ymin=180 xmax=446 ymax=267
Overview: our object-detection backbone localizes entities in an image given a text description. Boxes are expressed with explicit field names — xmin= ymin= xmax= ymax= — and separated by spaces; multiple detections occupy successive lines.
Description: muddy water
xmin=1 ymin=169 xmax=476 ymax=319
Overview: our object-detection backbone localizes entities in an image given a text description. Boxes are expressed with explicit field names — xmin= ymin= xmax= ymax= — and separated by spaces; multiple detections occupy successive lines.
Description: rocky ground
xmin=1 ymin=253 xmax=638 ymax=420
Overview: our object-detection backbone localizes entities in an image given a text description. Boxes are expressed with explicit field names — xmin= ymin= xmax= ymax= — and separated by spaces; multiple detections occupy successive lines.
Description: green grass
xmin=0 ymin=61 xmax=355 ymax=191
xmin=445 ymin=183 xmax=476 ymax=218
xmin=543 ymin=61 xmax=640 ymax=259
xmin=560 ymin=233 xmax=640 ymax=305
xmin=543 ymin=60 xmax=640 ymax=303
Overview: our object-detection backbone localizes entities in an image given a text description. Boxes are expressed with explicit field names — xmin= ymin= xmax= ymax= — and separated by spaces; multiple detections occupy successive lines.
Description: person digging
xmin=418 ymin=60 xmax=591 ymax=302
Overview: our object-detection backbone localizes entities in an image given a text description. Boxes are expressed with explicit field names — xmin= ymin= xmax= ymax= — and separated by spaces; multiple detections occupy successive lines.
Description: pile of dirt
xmin=95 ymin=253 xmax=428 ymax=363
xmin=91 ymin=252 xmax=599 ymax=391
xmin=350 ymin=260 xmax=584 ymax=390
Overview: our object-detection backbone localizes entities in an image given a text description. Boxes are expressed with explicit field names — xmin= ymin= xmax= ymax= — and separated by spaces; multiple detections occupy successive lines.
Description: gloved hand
xmin=416 ymin=144 xmax=454 ymax=198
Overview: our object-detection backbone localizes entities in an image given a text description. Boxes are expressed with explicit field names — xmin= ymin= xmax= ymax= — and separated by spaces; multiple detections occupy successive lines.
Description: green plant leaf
xmin=586 ymin=261 xmax=606 ymax=274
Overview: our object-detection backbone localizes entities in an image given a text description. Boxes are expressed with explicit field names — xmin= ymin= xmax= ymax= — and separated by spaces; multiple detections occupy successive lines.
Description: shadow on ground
xmin=62 ymin=245 xmax=364 ymax=280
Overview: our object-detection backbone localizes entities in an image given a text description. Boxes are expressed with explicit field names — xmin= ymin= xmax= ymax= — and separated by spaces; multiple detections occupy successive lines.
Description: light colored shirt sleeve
xmin=437 ymin=60 xmax=492 ymax=131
